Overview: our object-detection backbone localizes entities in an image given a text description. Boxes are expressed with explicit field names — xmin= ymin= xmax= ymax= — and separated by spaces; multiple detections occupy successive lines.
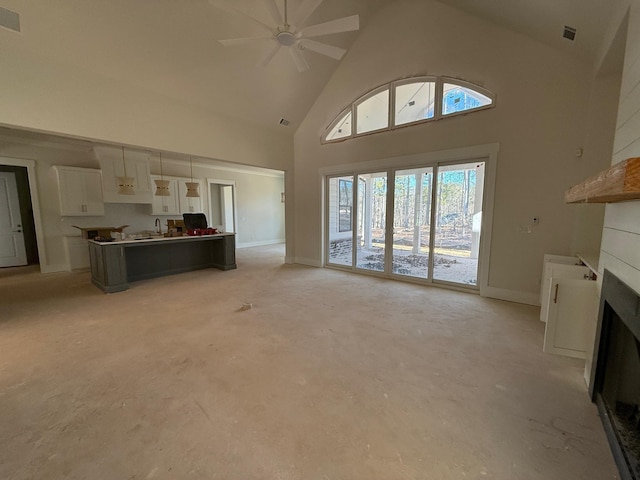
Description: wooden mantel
xmin=565 ymin=157 xmax=640 ymax=203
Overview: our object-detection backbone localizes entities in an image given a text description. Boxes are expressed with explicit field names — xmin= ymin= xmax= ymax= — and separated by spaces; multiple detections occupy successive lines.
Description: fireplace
xmin=590 ymin=270 xmax=640 ymax=480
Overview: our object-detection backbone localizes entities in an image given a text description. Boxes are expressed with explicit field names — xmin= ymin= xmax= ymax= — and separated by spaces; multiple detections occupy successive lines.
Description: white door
xmin=221 ymin=185 xmax=235 ymax=233
xmin=0 ymin=172 xmax=27 ymax=267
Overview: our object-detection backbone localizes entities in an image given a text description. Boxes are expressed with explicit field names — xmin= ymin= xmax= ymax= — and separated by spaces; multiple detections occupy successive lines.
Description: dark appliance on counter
xmin=183 ymin=213 xmax=218 ymax=236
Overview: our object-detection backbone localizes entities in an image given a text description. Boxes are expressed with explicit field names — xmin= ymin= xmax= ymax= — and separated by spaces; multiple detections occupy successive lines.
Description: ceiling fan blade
xmin=292 ymin=0 xmax=324 ymax=27
xmin=219 ymin=35 xmax=273 ymax=47
xmin=262 ymin=0 xmax=282 ymax=25
xmin=300 ymin=15 xmax=359 ymax=38
xmin=289 ymin=47 xmax=310 ymax=72
xmin=300 ymin=39 xmax=346 ymax=60
xmin=209 ymin=0 xmax=273 ymax=33
xmin=256 ymin=42 xmax=281 ymax=67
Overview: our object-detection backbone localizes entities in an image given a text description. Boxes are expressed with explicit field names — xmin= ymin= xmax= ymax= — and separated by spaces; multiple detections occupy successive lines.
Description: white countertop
xmin=89 ymin=233 xmax=234 ymax=245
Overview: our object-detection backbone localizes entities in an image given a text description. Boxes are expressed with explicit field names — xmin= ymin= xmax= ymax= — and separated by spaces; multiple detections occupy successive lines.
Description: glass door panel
xmin=392 ymin=168 xmax=433 ymax=278
xmin=327 ymin=176 xmax=354 ymax=266
xmin=356 ymin=173 xmax=387 ymax=272
xmin=433 ymin=162 xmax=485 ymax=286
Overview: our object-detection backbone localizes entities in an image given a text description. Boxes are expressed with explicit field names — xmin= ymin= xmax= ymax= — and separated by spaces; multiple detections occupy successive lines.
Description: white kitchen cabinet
xmin=54 ymin=166 xmax=105 ymax=216
xmin=540 ymin=254 xmax=582 ymax=322
xmin=543 ymin=274 xmax=598 ymax=359
xmin=177 ymin=178 xmax=204 ymax=214
xmin=64 ymin=235 xmax=90 ymax=270
xmin=150 ymin=175 xmax=180 ymax=215
xmin=540 ymin=254 xmax=598 ymax=359
xmin=93 ymin=146 xmax=153 ymax=204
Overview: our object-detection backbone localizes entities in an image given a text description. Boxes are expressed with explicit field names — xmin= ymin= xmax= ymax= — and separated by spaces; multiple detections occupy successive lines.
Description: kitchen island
xmin=88 ymin=233 xmax=236 ymax=293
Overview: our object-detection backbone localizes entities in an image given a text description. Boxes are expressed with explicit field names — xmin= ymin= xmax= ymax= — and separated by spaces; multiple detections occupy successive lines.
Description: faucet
xmin=155 ymin=218 xmax=161 ymax=234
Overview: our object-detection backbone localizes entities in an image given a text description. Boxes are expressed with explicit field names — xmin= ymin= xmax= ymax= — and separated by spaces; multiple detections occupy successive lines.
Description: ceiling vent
xmin=279 ymin=118 xmax=290 ymax=127
xmin=0 ymin=6 xmax=20 ymax=32
xmin=563 ymin=25 xmax=577 ymax=41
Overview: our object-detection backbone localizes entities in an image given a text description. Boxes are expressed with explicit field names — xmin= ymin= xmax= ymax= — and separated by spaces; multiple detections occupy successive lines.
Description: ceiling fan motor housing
xmin=276 ymin=29 xmax=297 ymax=46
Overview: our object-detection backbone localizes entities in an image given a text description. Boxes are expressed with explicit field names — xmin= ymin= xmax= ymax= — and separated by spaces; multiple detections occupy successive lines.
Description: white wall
xmin=293 ymin=0 xmax=612 ymax=303
xmin=0 ymin=43 xmax=292 ymax=173
xmin=600 ymin=0 xmax=640 ymax=295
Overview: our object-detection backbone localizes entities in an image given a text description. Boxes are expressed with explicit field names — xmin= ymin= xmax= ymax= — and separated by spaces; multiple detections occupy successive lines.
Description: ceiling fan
xmin=211 ymin=0 xmax=360 ymax=72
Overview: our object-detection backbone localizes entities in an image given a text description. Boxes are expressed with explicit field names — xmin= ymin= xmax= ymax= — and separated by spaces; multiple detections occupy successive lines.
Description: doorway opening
xmin=0 ymin=165 xmax=39 ymax=267
xmin=325 ymin=149 xmax=495 ymax=292
xmin=208 ymin=179 xmax=236 ymax=234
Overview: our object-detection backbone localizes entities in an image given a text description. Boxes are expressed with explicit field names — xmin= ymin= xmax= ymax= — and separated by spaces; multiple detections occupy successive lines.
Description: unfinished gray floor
xmin=0 ymin=244 xmax=618 ymax=479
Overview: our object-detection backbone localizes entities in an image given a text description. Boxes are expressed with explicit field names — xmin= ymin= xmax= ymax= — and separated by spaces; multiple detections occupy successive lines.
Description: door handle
xmin=13 ymin=229 xmax=22 ymax=233
xmin=553 ymin=283 xmax=559 ymax=304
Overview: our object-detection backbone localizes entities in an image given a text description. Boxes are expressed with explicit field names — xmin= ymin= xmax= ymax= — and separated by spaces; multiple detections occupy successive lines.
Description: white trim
xmin=206 ymin=178 xmax=237 ymax=234
xmin=482 ymin=286 xmax=540 ymax=306
xmin=237 ymin=239 xmax=285 ymax=249
xmin=295 ymin=257 xmax=323 ymax=268
xmin=0 ymin=156 xmax=48 ymax=272
xmin=320 ymin=143 xmax=500 ymax=299
xmin=319 ymin=143 xmax=500 ymax=176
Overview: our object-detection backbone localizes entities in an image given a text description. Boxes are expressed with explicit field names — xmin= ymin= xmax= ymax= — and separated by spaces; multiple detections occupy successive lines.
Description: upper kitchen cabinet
xmin=178 ymin=179 xmax=204 ymax=214
xmin=54 ymin=166 xmax=105 ymax=216
xmin=92 ymin=146 xmax=153 ymax=204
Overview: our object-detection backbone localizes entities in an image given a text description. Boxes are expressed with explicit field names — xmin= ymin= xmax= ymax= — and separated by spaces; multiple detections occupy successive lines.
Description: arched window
xmin=394 ymin=78 xmax=436 ymax=126
xmin=442 ymin=79 xmax=493 ymax=116
xmin=326 ymin=110 xmax=352 ymax=141
xmin=356 ymin=87 xmax=390 ymax=134
xmin=322 ymin=76 xmax=495 ymax=143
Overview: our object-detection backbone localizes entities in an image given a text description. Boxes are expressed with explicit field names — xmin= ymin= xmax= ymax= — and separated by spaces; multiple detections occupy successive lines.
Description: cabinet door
xmin=540 ymin=261 xmax=587 ymax=323
xmin=56 ymin=167 xmax=104 ymax=216
xmin=150 ymin=176 xmax=180 ymax=215
xmin=82 ymin=170 xmax=105 ymax=216
xmin=58 ymin=168 xmax=85 ymax=215
xmin=540 ymin=255 xmax=579 ymax=321
xmin=543 ymin=277 xmax=598 ymax=359
xmin=178 ymin=179 xmax=204 ymax=214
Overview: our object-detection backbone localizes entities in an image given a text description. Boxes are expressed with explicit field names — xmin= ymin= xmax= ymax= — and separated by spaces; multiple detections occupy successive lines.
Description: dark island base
xmin=89 ymin=234 xmax=236 ymax=293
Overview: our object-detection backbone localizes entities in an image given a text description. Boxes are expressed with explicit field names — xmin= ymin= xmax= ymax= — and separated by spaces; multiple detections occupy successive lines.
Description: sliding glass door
xmin=432 ymin=162 xmax=485 ymax=286
xmin=326 ymin=159 xmax=487 ymax=289
xmin=392 ymin=168 xmax=433 ymax=279
xmin=356 ymin=172 xmax=387 ymax=272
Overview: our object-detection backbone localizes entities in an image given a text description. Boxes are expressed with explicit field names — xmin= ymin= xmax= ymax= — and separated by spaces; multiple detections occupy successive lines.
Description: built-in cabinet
xmin=540 ymin=254 xmax=599 ymax=359
xmin=92 ymin=146 xmax=153 ymax=204
xmin=150 ymin=175 xmax=203 ymax=215
xmin=54 ymin=166 xmax=105 ymax=216
xmin=64 ymin=236 xmax=90 ymax=270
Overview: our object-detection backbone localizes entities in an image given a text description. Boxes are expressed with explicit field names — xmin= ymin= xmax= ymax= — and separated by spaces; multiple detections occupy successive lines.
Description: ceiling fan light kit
xmin=212 ymin=0 xmax=360 ymax=72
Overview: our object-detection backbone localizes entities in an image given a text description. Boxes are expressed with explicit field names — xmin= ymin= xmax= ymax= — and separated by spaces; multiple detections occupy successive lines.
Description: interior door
xmin=0 ymin=171 xmax=27 ymax=267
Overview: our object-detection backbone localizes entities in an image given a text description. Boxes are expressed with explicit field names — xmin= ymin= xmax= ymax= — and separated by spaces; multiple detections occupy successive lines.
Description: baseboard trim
xmin=40 ymin=264 xmax=68 ymax=274
xmin=294 ymin=257 xmax=322 ymax=268
xmin=481 ymin=286 xmax=540 ymax=306
xmin=236 ymin=239 xmax=285 ymax=249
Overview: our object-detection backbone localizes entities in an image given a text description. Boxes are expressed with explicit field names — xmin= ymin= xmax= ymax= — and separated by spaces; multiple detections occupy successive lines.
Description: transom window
xmin=323 ymin=76 xmax=495 ymax=143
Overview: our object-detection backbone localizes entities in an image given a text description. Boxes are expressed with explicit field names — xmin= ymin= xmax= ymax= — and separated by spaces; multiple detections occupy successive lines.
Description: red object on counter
xmin=187 ymin=228 xmax=218 ymax=236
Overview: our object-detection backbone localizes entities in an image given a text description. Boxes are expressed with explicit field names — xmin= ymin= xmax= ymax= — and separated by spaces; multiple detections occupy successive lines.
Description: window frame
xmin=439 ymin=77 xmax=496 ymax=119
xmin=353 ymin=85 xmax=391 ymax=136
xmin=391 ymin=76 xmax=438 ymax=128
xmin=325 ymin=108 xmax=353 ymax=142
xmin=321 ymin=75 xmax=496 ymax=144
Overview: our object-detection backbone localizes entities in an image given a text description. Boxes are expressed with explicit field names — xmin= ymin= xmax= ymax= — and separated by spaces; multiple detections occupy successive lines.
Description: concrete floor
xmin=0 ymin=244 xmax=618 ymax=479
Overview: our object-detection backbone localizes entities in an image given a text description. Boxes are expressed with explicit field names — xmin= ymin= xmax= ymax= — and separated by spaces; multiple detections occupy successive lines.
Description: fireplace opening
xmin=591 ymin=270 xmax=640 ymax=480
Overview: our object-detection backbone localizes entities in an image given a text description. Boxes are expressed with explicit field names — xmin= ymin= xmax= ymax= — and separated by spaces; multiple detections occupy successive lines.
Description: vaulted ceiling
xmin=0 ymin=0 xmax=617 ymax=137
